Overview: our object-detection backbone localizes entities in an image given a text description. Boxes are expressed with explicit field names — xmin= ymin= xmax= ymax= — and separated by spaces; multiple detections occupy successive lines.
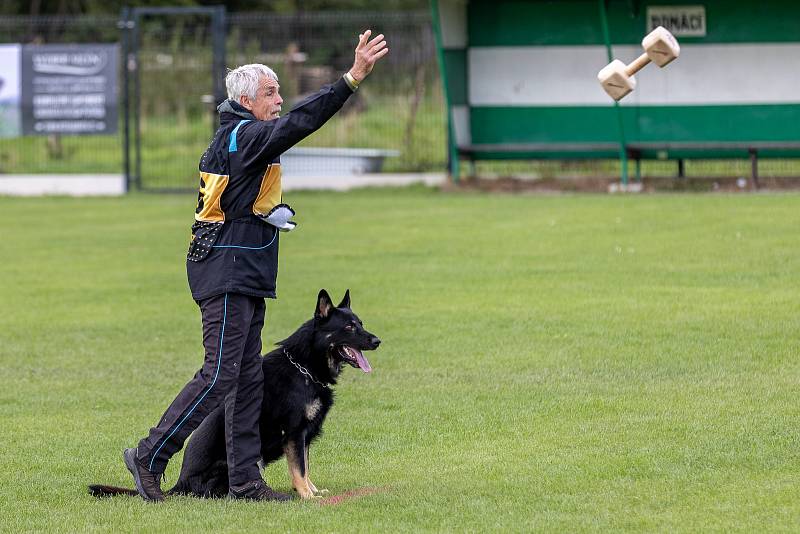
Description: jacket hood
xmin=217 ymin=99 xmax=257 ymax=121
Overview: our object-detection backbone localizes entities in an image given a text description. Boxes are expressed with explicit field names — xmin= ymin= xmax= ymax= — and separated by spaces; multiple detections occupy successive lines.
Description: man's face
xmin=240 ymin=76 xmax=282 ymax=121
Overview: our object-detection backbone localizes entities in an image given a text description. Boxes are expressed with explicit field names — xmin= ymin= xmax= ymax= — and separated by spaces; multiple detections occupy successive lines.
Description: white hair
xmin=225 ymin=64 xmax=278 ymax=101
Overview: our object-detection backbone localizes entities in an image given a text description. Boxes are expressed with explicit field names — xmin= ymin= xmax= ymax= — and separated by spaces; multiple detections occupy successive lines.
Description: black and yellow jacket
xmin=186 ymin=77 xmax=354 ymax=301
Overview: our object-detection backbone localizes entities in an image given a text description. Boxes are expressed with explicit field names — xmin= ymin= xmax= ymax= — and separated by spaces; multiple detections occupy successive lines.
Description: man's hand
xmin=348 ymin=30 xmax=389 ymax=82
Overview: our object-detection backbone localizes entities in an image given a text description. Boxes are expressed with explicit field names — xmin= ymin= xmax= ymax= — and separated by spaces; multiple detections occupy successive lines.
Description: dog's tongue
xmin=349 ymin=347 xmax=372 ymax=373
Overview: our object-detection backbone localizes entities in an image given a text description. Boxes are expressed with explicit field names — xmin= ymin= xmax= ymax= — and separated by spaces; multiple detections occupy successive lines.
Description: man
xmin=124 ymin=30 xmax=389 ymax=502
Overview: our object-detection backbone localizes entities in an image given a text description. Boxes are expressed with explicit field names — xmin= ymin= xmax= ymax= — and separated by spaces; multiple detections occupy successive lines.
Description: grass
xmin=1 ymin=188 xmax=799 ymax=532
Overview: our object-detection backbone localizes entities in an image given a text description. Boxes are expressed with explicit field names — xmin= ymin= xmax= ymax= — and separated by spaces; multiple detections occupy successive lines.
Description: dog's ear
xmin=337 ymin=289 xmax=351 ymax=309
xmin=316 ymin=289 xmax=334 ymax=319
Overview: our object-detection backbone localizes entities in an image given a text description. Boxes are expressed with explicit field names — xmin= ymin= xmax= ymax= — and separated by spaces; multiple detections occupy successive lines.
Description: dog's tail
xmin=88 ymin=484 xmax=139 ymax=497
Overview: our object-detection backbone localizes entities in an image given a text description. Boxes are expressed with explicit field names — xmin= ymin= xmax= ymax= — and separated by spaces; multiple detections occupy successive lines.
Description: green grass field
xmin=1 ymin=188 xmax=799 ymax=532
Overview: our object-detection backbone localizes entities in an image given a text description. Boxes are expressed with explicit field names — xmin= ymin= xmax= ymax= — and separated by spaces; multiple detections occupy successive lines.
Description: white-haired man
xmin=124 ymin=31 xmax=388 ymax=502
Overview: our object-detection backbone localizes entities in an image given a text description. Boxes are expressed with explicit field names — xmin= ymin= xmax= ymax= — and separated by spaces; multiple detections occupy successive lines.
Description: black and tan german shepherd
xmin=90 ymin=289 xmax=380 ymax=500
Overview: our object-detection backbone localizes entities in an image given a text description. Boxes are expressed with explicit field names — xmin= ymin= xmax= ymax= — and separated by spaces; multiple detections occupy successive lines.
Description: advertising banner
xmin=20 ymin=44 xmax=118 ymax=135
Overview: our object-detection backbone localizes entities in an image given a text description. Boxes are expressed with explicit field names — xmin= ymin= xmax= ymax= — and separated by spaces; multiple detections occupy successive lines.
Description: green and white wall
xmin=431 ymin=0 xmax=800 ymax=175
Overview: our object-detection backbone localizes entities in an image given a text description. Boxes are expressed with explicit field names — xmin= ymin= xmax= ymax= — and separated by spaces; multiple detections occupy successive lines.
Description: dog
xmin=90 ymin=289 xmax=380 ymax=499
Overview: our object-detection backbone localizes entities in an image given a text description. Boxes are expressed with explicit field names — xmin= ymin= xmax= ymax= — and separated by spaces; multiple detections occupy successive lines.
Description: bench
xmin=456 ymin=142 xmax=623 ymax=178
xmin=456 ymin=141 xmax=800 ymax=188
xmin=626 ymin=142 xmax=800 ymax=188
xmin=458 ymin=143 xmax=621 ymax=159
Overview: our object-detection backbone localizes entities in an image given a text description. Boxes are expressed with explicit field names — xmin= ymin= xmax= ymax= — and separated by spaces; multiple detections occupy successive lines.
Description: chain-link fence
xmin=0 ymin=10 xmax=446 ymax=188
xmin=2 ymin=11 xmax=799 ymax=189
xmin=229 ymin=11 xmax=443 ymax=176
xmin=131 ymin=10 xmax=445 ymax=189
xmin=0 ymin=15 xmax=121 ymax=175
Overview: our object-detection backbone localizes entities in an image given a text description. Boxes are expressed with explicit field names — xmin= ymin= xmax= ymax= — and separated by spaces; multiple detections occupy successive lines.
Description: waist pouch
xmin=187 ymin=221 xmax=223 ymax=262
xmin=187 ymin=204 xmax=293 ymax=262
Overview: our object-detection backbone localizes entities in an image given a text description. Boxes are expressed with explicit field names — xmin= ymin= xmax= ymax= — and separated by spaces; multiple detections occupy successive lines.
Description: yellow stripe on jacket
xmin=195 ymin=171 xmax=229 ymax=222
xmin=252 ymin=164 xmax=282 ymax=216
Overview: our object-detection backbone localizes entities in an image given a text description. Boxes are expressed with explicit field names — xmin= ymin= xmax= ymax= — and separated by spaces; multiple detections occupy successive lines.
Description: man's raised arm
xmin=241 ymin=30 xmax=389 ymax=169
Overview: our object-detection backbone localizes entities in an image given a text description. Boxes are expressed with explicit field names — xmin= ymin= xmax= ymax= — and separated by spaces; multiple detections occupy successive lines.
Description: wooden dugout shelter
xmin=430 ymin=0 xmax=800 ymax=182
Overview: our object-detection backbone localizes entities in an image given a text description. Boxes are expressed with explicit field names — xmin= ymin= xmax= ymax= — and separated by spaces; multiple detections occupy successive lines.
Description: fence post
xmin=119 ymin=7 xmax=132 ymax=191
xmin=132 ymin=10 xmax=142 ymax=190
xmin=211 ymin=6 xmax=227 ymax=133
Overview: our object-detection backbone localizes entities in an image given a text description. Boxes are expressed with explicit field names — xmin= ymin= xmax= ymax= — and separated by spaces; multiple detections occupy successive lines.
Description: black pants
xmin=136 ymin=292 xmax=265 ymax=486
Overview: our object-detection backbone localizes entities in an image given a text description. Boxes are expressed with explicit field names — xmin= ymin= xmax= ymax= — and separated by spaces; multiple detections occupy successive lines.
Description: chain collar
xmin=283 ymin=348 xmax=330 ymax=389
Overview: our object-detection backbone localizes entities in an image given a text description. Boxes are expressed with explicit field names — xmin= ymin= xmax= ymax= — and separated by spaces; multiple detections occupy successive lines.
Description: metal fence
xmin=1 ymin=11 xmax=799 ymax=189
xmin=0 ymin=10 xmax=446 ymax=189
xmin=0 ymin=15 xmax=122 ymax=176
xmin=228 ymin=11 xmax=443 ymax=172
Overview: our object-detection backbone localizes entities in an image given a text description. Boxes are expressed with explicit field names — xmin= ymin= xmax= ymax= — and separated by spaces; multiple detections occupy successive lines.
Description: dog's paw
xmin=294 ymin=487 xmax=320 ymax=500
xmin=307 ymin=480 xmax=328 ymax=496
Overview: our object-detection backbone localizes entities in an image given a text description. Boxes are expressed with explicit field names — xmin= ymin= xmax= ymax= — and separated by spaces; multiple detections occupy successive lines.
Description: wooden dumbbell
xmin=597 ymin=26 xmax=680 ymax=101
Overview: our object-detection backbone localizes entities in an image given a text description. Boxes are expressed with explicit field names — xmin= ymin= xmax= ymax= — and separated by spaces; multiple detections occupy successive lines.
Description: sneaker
xmin=123 ymin=448 xmax=165 ymax=502
xmin=228 ymin=479 xmax=292 ymax=501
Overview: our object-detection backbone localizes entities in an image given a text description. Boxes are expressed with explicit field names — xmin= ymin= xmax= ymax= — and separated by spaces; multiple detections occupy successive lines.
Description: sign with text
xmin=647 ymin=5 xmax=707 ymax=37
xmin=21 ymin=44 xmax=118 ymax=135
